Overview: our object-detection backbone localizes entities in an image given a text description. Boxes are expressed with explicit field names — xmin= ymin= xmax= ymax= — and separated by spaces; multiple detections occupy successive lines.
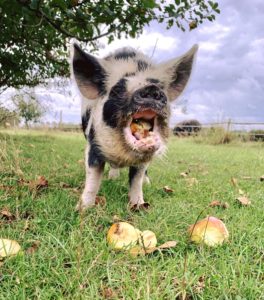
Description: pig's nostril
xmin=153 ymin=91 xmax=160 ymax=99
xmin=139 ymin=91 xmax=147 ymax=98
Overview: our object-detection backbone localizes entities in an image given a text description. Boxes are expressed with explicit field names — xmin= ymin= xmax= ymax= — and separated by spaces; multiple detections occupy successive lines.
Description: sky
xmin=2 ymin=0 xmax=264 ymax=129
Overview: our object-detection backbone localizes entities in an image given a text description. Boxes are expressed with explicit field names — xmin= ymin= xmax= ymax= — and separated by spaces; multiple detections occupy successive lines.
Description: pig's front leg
xmin=128 ymin=164 xmax=150 ymax=209
xmin=76 ymin=144 xmax=105 ymax=211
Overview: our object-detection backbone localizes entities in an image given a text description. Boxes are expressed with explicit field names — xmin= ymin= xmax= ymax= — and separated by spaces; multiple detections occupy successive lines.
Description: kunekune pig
xmin=71 ymin=43 xmax=198 ymax=211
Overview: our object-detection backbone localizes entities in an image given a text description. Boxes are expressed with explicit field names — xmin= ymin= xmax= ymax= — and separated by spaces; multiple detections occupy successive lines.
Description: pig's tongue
xmin=133 ymin=109 xmax=156 ymax=120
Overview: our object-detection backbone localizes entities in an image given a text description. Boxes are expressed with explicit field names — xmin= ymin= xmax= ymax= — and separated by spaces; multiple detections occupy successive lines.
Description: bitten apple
xmin=0 ymin=238 xmax=21 ymax=257
xmin=188 ymin=216 xmax=229 ymax=247
xmin=107 ymin=222 xmax=140 ymax=250
xmin=138 ymin=230 xmax=157 ymax=249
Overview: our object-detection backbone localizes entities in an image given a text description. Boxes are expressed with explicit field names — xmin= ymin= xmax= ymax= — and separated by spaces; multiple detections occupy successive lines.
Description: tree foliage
xmin=12 ymin=90 xmax=46 ymax=127
xmin=0 ymin=0 xmax=220 ymax=90
xmin=0 ymin=105 xmax=18 ymax=126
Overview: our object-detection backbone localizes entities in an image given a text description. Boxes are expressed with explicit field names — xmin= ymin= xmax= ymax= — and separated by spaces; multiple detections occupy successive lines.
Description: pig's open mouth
xmin=123 ymin=108 xmax=163 ymax=153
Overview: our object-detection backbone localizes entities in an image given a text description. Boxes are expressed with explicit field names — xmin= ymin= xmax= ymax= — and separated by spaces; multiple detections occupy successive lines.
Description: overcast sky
xmin=2 ymin=0 xmax=264 ymax=129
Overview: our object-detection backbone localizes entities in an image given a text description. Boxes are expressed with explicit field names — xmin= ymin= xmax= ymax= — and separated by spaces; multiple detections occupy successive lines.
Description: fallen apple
xmin=0 ymin=238 xmax=21 ymax=257
xmin=188 ymin=216 xmax=229 ymax=247
xmin=107 ymin=222 xmax=140 ymax=250
xmin=138 ymin=230 xmax=157 ymax=249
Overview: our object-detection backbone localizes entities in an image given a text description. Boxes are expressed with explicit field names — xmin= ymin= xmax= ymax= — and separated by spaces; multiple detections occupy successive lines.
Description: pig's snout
xmin=133 ymin=85 xmax=167 ymax=108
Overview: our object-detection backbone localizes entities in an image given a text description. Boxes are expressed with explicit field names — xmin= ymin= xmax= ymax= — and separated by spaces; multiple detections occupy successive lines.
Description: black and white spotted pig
xmin=71 ymin=43 xmax=198 ymax=211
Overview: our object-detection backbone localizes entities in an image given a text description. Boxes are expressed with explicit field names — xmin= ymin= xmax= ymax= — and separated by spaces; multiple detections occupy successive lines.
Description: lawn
xmin=0 ymin=130 xmax=263 ymax=299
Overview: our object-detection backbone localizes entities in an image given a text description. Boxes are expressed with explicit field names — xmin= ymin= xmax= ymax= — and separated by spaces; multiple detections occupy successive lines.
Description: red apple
xmin=188 ymin=216 xmax=229 ymax=247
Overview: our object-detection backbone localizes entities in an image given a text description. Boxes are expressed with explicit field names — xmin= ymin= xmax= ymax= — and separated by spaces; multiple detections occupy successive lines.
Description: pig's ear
xmin=72 ymin=44 xmax=107 ymax=100
xmin=161 ymin=45 xmax=198 ymax=101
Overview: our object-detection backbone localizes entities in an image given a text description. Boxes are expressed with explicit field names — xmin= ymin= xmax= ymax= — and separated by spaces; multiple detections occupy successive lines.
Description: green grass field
xmin=0 ymin=130 xmax=263 ymax=299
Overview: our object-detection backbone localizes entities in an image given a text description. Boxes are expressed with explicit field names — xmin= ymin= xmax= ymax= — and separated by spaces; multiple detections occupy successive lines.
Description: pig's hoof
xmin=75 ymin=199 xmax=95 ymax=212
xmin=130 ymin=202 xmax=150 ymax=212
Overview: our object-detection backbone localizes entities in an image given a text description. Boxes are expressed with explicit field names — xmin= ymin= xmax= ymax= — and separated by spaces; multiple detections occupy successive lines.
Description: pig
xmin=71 ymin=43 xmax=198 ymax=211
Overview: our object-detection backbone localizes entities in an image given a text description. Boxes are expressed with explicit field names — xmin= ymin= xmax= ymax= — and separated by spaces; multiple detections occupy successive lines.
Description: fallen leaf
xmin=18 ymin=178 xmax=29 ymax=186
xmin=101 ymin=287 xmax=117 ymax=299
xmin=26 ymin=240 xmax=40 ymax=255
xmin=180 ymin=172 xmax=188 ymax=177
xmin=158 ymin=241 xmax=177 ymax=249
xmin=230 ymin=177 xmax=238 ymax=188
xmin=163 ymin=186 xmax=174 ymax=193
xmin=0 ymin=185 xmax=14 ymax=191
xmin=209 ymin=200 xmax=229 ymax=209
xmin=237 ymin=196 xmax=251 ymax=206
xmin=29 ymin=176 xmax=48 ymax=191
xmin=193 ymin=276 xmax=206 ymax=294
xmin=241 ymin=176 xmax=252 ymax=180
xmin=112 ymin=215 xmax=121 ymax=222
xmin=260 ymin=175 xmax=264 ymax=182
xmin=0 ymin=208 xmax=16 ymax=221
xmin=59 ymin=182 xmax=71 ymax=188
xmin=95 ymin=196 xmax=106 ymax=206
xmin=0 ymin=239 xmax=21 ymax=257
xmin=79 ymin=283 xmax=88 ymax=290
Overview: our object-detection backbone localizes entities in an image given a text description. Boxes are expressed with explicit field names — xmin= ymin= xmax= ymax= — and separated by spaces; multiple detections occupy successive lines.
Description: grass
xmin=0 ymin=129 xmax=263 ymax=299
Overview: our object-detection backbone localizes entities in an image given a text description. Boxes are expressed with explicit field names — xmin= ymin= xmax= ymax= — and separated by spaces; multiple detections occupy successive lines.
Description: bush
xmin=249 ymin=130 xmax=264 ymax=141
xmin=173 ymin=119 xmax=201 ymax=136
xmin=194 ymin=127 xmax=237 ymax=145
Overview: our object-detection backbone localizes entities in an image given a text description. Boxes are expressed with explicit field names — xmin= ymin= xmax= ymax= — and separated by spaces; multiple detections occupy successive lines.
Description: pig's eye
xmin=133 ymin=119 xmax=140 ymax=124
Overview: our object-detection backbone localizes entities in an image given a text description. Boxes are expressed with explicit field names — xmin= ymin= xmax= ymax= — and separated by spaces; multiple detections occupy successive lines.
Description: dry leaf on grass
xmin=0 ymin=239 xmax=21 ymax=257
xmin=237 ymin=196 xmax=251 ymax=206
xmin=0 ymin=185 xmax=14 ymax=191
xmin=29 ymin=176 xmax=48 ymax=191
xmin=95 ymin=196 xmax=106 ymax=206
xmin=112 ymin=215 xmax=121 ymax=222
xmin=26 ymin=240 xmax=40 ymax=255
xmin=193 ymin=276 xmax=206 ymax=294
xmin=59 ymin=182 xmax=71 ymax=188
xmin=209 ymin=200 xmax=229 ymax=209
xmin=0 ymin=208 xmax=16 ymax=221
xmin=163 ymin=186 xmax=174 ymax=193
xmin=158 ymin=241 xmax=177 ymax=249
xmin=101 ymin=286 xmax=117 ymax=299
xmin=241 ymin=176 xmax=252 ymax=180
xmin=180 ymin=172 xmax=188 ymax=177
xmin=260 ymin=175 xmax=264 ymax=182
